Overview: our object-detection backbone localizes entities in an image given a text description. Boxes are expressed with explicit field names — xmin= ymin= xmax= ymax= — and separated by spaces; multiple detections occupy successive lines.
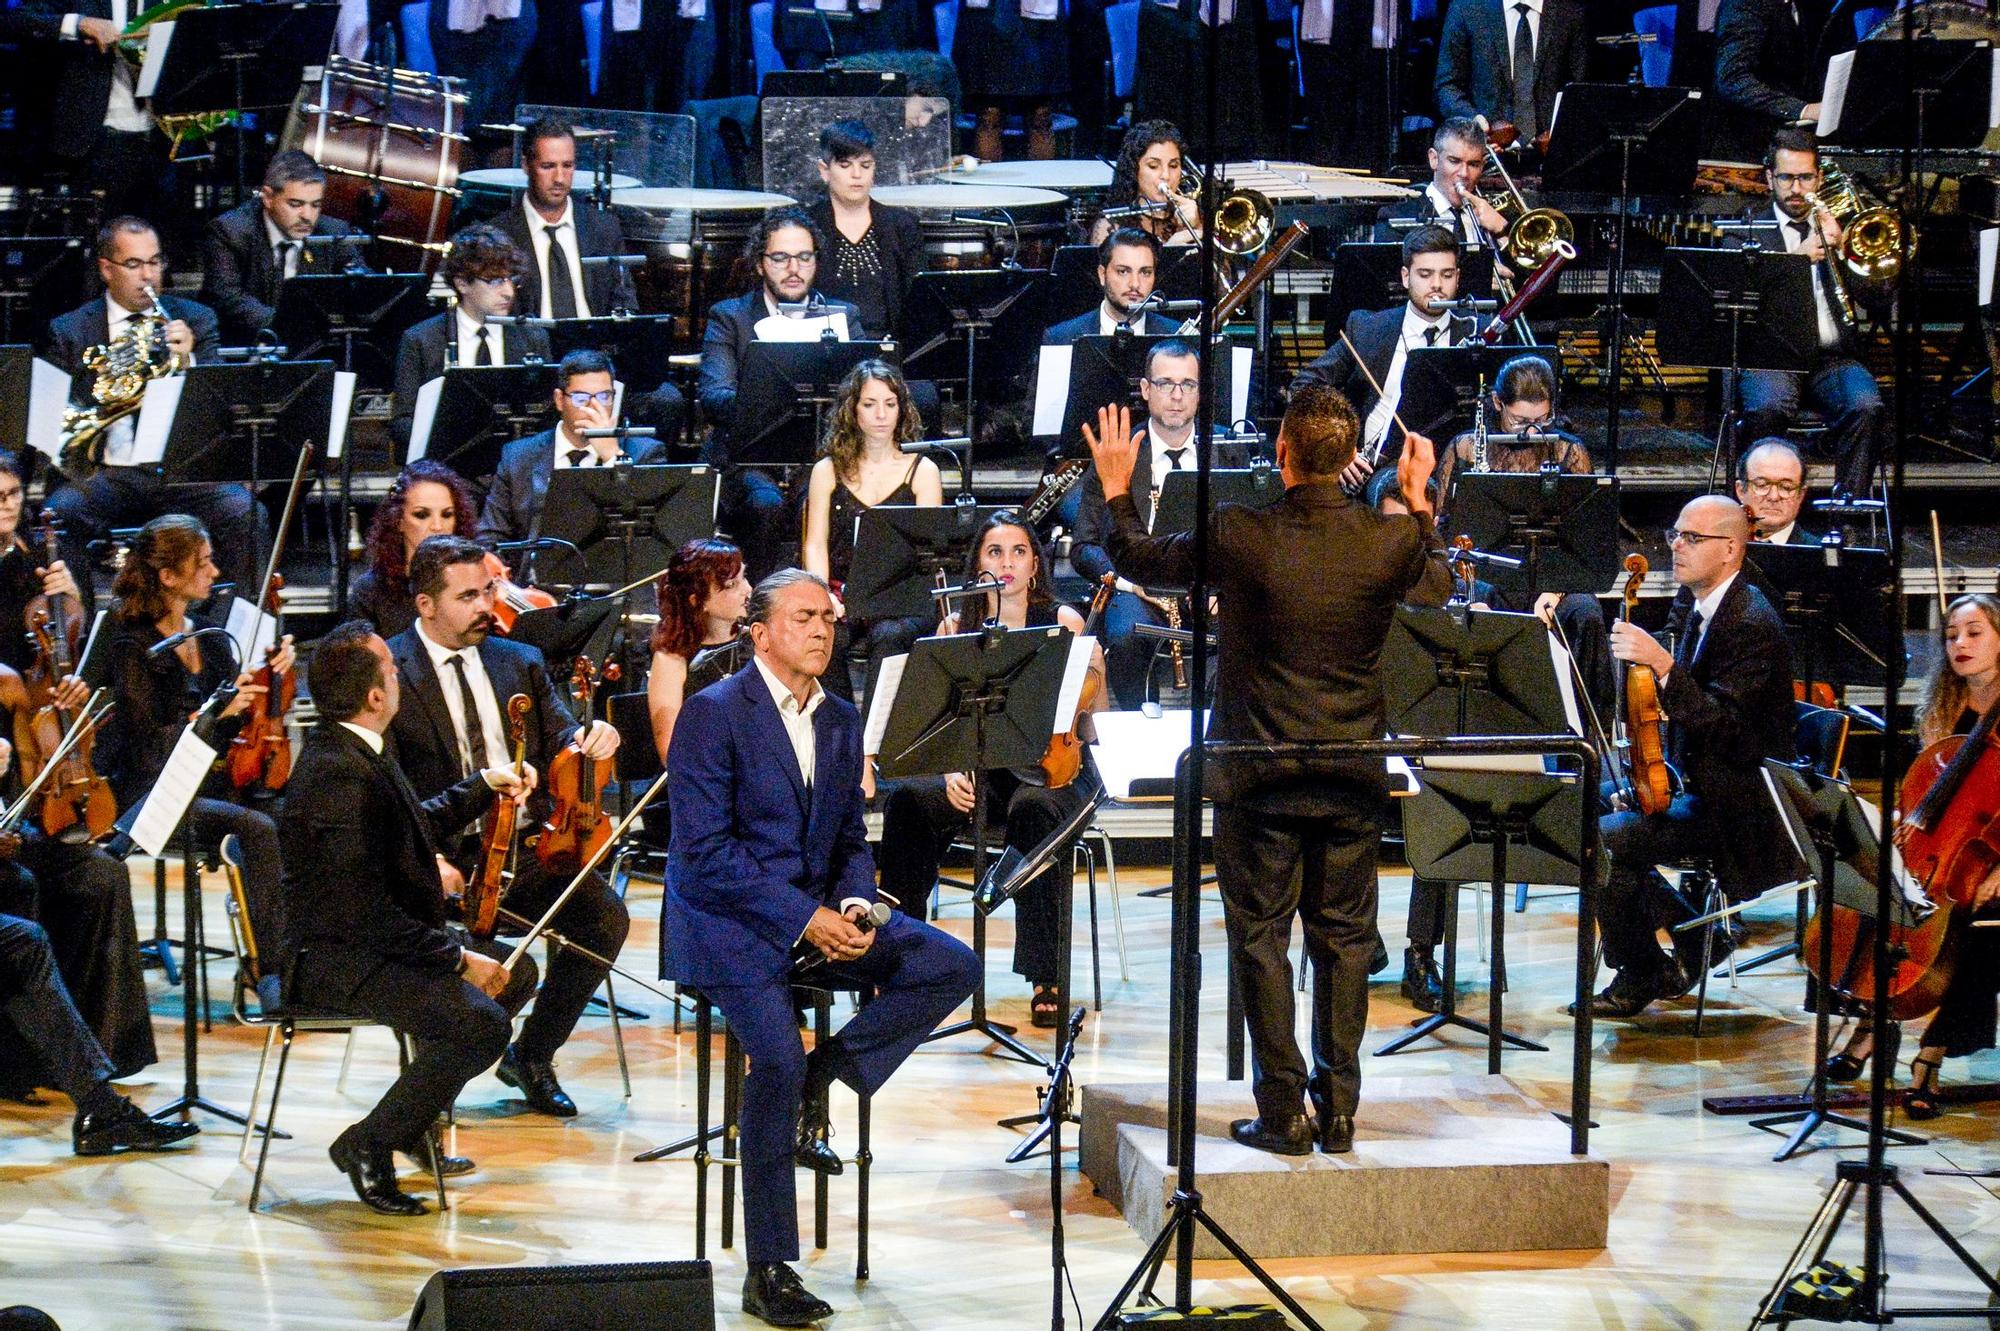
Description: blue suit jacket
xmin=664 ymin=661 xmax=877 ymax=987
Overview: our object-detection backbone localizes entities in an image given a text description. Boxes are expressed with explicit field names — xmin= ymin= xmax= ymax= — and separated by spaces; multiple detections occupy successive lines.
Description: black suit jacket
xmin=805 ymin=199 xmax=923 ymax=339
xmin=475 ymin=426 xmax=670 ymax=548
xmin=1434 ymin=0 xmax=1588 ymax=131
xmin=1292 ymin=304 xmax=1477 ymax=458
xmin=42 ymin=294 xmax=222 ymax=401
xmin=390 ymin=311 xmax=554 ymax=449
xmin=1104 ymin=482 xmax=1452 ymax=809
xmin=1042 ymin=309 xmax=1178 ymax=345
xmin=1071 ymin=435 xmax=1250 ymax=582
xmin=385 ymin=628 xmax=582 ymax=839
xmin=1659 ymin=575 xmax=1798 ymax=896
xmin=1714 ymin=0 xmax=1843 ymax=160
xmin=25 ymin=0 xmax=114 ymax=159
xmin=492 ymin=199 xmax=638 ymax=320
xmin=279 ymin=723 xmax=497 ymax=989
xmin=696 ymin=289 xmax=865 ymax=459
xmin=197 ymin=201 xmax=361 ymax=343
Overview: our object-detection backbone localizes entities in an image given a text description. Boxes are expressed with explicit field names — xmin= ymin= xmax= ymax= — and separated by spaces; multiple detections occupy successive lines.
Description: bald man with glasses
xmin=1581 ymin=495 xmax=1797 ymax=1018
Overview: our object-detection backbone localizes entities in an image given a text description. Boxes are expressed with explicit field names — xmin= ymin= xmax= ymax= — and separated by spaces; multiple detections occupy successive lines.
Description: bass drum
xmin=283 ymin=57 xmax=467 ymax=272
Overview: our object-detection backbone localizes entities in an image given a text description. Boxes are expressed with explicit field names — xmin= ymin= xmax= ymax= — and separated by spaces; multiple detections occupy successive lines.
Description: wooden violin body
xmin=483 ymin=551 xmax=557 ymax=634
xmin=464 ymin=694 xmax=532 ymax=940
xmin=226 ymin=576 xmax=296 ymax=793
xmin=17 ymin=517 xmax=116 ymax=842
xmin=1038 ymin=574 xmax=1114 ymax=790
xmin=536 ymin=657 xmax=615 ymax=875
xmin=1616 ymin=553 xmax=1673 ymax=815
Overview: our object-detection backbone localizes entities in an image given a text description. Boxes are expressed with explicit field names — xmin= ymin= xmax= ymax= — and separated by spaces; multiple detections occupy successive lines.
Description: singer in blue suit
xmin=664 ymin=568 xmax=979 ymax=1329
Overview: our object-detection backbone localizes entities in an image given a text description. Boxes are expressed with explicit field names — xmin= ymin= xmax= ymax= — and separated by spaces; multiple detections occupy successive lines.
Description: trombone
xmin=1475 ymin=142 xmax=1574 ymax=275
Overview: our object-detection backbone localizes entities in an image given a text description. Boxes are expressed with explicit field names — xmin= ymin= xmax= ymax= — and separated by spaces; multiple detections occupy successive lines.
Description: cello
xmin=225 ymin=444 xmax=314 ymax=793
xmin=17 ymin=515 xmax=117 ymax=842
xmin=463 ymin=694 xmax=533 ymax=940
xmin=535 ymin=657 xmax=617 ymax=875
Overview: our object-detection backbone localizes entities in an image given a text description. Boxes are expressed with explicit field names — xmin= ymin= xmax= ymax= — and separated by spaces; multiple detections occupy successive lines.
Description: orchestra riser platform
xmin=1079 ymin=1076 xmax=1609 ymax=1259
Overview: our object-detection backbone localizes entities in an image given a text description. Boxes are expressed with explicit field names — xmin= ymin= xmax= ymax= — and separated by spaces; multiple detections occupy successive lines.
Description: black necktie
xmin=1678 ymin=609 xmax=1705 ymax=669
xmin=1790 ymin=220 xmax=1810 ymax=241
xmin=567 ymin=448 xmax=588 ymax=468
xmin=1166 ymin=447 xmax=1188 ymax=470
xmin=446 ymin=654 xmax=491 ymax=775
xmin=274 ymin=241 xmax=294 ymax=281
xmin=473 ymin=326 xmax=493 ymax=366
xmin=1511 ymin=3 xmax=1538 ymax=139
xmin=545 ymin=224 xmax=578 ymax=319
xmin=1424 ymin=325 xmax=1441 ymax=347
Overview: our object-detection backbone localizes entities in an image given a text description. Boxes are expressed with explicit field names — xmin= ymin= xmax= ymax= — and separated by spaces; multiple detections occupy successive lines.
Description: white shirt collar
xmin=1402 ymin=302 xmax=1448 ymax=339
xmin=1690 ymin=570 xmax=1738 ymax=632
xmin=455 ymin=306 xmax=491 ymax=338
xmin=527 ymin=194 xmax=575 ymax=233
xmin=1760 ymin=520 xmax=1797 ymax=545
xmin=338 ymin=720 xmax=386 ymax=754
xmin=753 ymin=652 xmax=824 ymax=720
xmin=1772 ymin=202 xmax=1811 ymax=242
xmin=263 ymin=212 xmax=293 ymax=251
xmin=416 ymin=620 xmax=472 ymax=671
xmin=1149 ymin=422 xmax=1196 ymax=473
xmin=107 ymin=296 xmax=145 ymax=327
xmin=1512 ymin=0 xmax=1543 ymax=14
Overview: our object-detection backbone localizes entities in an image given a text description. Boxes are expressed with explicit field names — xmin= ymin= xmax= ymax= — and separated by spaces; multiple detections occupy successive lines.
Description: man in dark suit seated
xmin=664 ymin=568 xmax=979 ymax=1327
xmin=1371 ymin=118 xmax=1507 ymax=256
xmin=1079 ymin=386 xmax=1451 ymax=1156
xmin=1043 ymin=227 xmax=1179 ymax=345
xmin=386 ymin=536 xmax=627 ymax=1118
xmin=698 ymin=207 xmax=864 ymax=584
xmin=1292 ymin=225 xmax=1472 ymax=501
xmin=1434 ymin=0 xmax=1588 ymax=146
xmin=1583 ymin=495 xmax=1797 ymax=1017
xmin=40 ymin=215 xmax=261 ymax=602
xmin=1070 ymin=338 xmax=1248 ymax=709
xmin=477 ymin=348 xmax=669 ymax=560
xmin=198 ymin=149 xmax=363 ymax=345
xmin=390 ymin=224 xmax=553 ymax=451
xmin=281 ymin=621 xmax=539 ymax=1214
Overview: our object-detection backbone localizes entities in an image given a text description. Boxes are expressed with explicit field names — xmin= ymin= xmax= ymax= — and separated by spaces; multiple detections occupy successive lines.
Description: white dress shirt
xmin=552 ymin=422 xmax=612 ymax=469
xmin=1363 ymin=303 xmax=1451 ymax=450
xmin=1758 ymin=520 xmax=1798 ymax=546
xmin=262 ymin=213 xmax=302 ymax=282
xmin=1099 ymin=301 xmax=1138 ymax=336
xmin=1773 ymin=203 xmax=1843 ymax=350
xmin=339 ymin=721 xmax=386 ymax=754
xmin=101 ymin=297 xmax=191 ymax=467
xmin=1681 ymin=570 xmax=1738 ymax=670
xmin=454 ymin=307 xmax=506 ymax=367
xmin=1505 ymin=0 xmax=1542 ymax=80
xmin=1146 ymin=422 xmax=1196 ymax=525
xmin=1424 ymin=181 xmax=1485 ymax=249
xmin=62 ymin=0 xmax=152 ymax=133
xmin=447 ymin=0 xmax=521 ymax=33
xmin=753 ymin=653 xmax=824 ymax=788
xmin=525 ymin=196 xmax=593 ymax=320
xmin=417 ymin=622 xmax=509 ymax=775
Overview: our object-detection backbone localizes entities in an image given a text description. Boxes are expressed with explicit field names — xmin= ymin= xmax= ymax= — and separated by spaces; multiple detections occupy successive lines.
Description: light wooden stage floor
xmin=7 ymin=863 xmax=2000 ymax=1330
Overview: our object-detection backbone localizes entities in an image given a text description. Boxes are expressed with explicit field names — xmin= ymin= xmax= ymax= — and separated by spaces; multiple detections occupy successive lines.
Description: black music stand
xmin=1815 ymin=39 xmax=1993 ymax=152
xmin=507 ymin=597 xmax=625 ymax=675
xmin=271 ymin=273 xmax=430 ymax=388
xmin=0 ymin=236 xmax=89 ymax=345
xmin=875 ymin=624 xmax=1075 ymax=1067
xmin=902 ymin=268 xmax=1039 ymax=449
xmin=538 ymin=463 xmax=719 ymax=585
xmin=843 ymin=502 xmax=1007 ymax=623
xmin=1152 ymin=462 xmax=1285 ymax=538
xmin=1539 ymin=84 xmax=1705 ymax=471
xmin=412 ymin=364 xmax=560 ymax=477
xmin=1329 ymin=242 xmax=1496 ymax=335
xmin=1033 ymin=334 xmax=1243 ymax=451
xmin=1403 ymin=342 xmax=1561 ymax=437
xmin=1655 ymin=246 xmax=1815 ymax=475
xmin=147 ymin=360 xmax=336 ymax=492
xmin=1382 ymin=605 xmax=1575 ymax=739
xmin=731 ymin=338 xmax=898 ymax=466
xmin=1446 ymin=471 xmax=1621 ymax=599
xmin=501 ymin=313 xmax=681 ymax=392
xmin=1744 ymin=541 xmax=1898 ymax=694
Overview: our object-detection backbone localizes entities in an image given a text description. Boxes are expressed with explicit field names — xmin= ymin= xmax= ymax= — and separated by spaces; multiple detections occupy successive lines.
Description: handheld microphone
xmin=793 ymin=900 xmax=893 ymax=971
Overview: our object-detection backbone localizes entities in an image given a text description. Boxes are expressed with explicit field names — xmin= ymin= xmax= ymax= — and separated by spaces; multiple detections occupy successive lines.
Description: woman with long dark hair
xmin=647 ymin=537 xmax=751 ymax=766
xmin=347 ymin=460 xmax=478 ymax=640
xmin=1092 ymin=120 xmax=1203 ymax=246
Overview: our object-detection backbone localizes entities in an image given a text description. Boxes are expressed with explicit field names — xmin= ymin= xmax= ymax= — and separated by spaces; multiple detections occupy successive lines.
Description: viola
xmin=1038 ymin=574 xmax=1113 ymax=790
xmin=225 ymin=575 xmax=296 ymax=793
xmin=1616 ymin=553 xmax=1673 ymax=816
xmin=16 ymin=515 xmax=116 ymax=842
xmin=483 ymin=551 xmax=557 ymax=635
xmin=464 ymin=693 xmax=533 ymax=940
xmin=536 ymin=656 xmax=617 ymax=874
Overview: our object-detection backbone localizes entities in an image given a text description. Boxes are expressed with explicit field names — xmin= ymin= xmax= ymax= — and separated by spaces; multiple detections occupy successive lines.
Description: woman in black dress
xmin=805 ymin=120 xmax=927 ymax=342
xmin=346 ymin=460 xmax=478 ymax=642
xmin=1092 ymin=119 xmax=1205 ymax=247
xmin=953 ymin=0 xmax=1069 ymax=161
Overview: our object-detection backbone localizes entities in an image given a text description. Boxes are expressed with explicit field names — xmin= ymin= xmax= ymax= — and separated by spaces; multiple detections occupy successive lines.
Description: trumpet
xmin=1474 ymin=143 xmax=1574 ymax=275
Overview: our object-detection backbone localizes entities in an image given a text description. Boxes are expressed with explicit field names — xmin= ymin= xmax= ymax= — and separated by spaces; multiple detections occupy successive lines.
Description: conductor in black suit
xmin=390 ymin=225 xmax=552 ymax=451
xmin=386 ymin=535 xmax=628 ymax=1118
xmin=1081 ymin=385 xmax=1452 ymax=1156
xmin=40 ymin=216 xmax=261 ymax=602
xmin=1292 ymin=225 xmax=1476 ymax=499
xmin=476 ymin=348 xmax=668 ymax=560
xmin=1713 ymin=0 xmax=1843 ymax=162
xmin=1434 ymin=0 xmax=1588 ymax=142
xmin=1585 ymin=495 xmax=1797 ymax=1017
xmin=198 ymin=151 xmax=364 ymax=345
xmin=282 ymin=621 xmax=539 ymax=1215
xmin=697 ymin=207 xmax=864 ymax=583
xmin=1042 ymin=227 xmax=1178 ymax=345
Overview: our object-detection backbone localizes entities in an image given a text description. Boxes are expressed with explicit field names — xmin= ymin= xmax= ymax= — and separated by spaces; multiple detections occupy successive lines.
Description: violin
xmin=1616 ymin=553 xmax=1673 ymax=816
xmin=483 ymin=551 xmax=557 ymax=635
xmin=16 ymin=515 xmax=116 ymax=842
xmin=224 ymin=575 xmax=296 ymax=793
xmin=536 ymin=656 xmax=618 ymax=875
xmin=463 ymin=694 xmax=532 ymax=940
xmin=1038 ymin=574 xmax=1113 ymax=790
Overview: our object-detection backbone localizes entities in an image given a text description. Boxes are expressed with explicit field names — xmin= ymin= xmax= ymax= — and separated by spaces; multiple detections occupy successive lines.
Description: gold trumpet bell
xmin=1213 ymin=187 xmax=1274 ymax=258
xmin=1504 ymin=207 xmax=1576 ymax=273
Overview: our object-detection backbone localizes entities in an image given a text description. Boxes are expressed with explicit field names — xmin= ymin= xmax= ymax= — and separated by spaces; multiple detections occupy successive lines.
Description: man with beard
xmin=1043 ymin=227 xmax=1179 ymax=344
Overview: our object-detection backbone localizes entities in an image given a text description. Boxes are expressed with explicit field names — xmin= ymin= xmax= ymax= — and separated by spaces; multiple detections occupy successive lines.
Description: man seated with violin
xmin=1584 ymin=495 xmax=1797 ymax=1018
xmin=386 ymin=535 xmax=626 ymax=1118
xmin=281 ymin=621 xmax=538 ymax=1214
xmin=476 ymin=348 xmax=669 ymax=569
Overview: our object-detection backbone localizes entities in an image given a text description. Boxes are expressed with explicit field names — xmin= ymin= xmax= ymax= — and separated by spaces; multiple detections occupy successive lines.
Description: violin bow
xmin=1930 ymin=509 xmax=1948 ymax=621
xmin=503 ymin=766 xmax=670 ymax=972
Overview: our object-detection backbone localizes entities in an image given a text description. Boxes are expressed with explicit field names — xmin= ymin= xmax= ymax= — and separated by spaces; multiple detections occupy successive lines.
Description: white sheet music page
xmin=327 ymin=370 xmax=357 ymax=459
xmin=1818 ymin=50 xmax=1855 ymax=137
xmin=753 ymin=312 xmax=850 ymax=343
xmin=135 ymin=20 xmax=175 ymax=99
xmin=1051 ymin=633 xmax=1095 ymax=732
xmin=407 ymin=376 xmax=444 ymax=461
xmin=226 ymin=596 xmax=279 ymax=666
xmin=129 ymin=374 xmax=185 ymax=467
xmin=863 ymin=653 xmax=907 ymax=757
xmin=129 ymin=725 xmax=217 ymax=858
xmin=1031 ymin=345 xmax=1073 ymax=437
xmin=26 ymin=359 xmax=71 ymax=460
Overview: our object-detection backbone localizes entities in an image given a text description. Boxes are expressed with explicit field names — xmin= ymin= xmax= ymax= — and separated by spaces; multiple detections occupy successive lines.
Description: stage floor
xmin=6 ymin=863 xmax=2000 ymax=1330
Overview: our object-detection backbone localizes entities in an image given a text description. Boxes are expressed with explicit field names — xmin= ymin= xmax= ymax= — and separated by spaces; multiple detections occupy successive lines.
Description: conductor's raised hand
xmin=1397 ymin=432 xmax=1437 ymax=517
xmin=1081 ymin=403 xmax=1141 ymax=501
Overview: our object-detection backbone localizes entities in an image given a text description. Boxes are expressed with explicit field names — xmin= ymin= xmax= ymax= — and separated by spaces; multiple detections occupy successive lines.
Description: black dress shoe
xmin=1228 ymin=1114 xmax=1314 ymax=1157
xmin=794 ymin=1090 xmax=844 ymax=1176
xmin=1571 ymin=966 xmax=1673 ymax=1019
xmin=1319 ymin=1113 xmax=1355 ymax=1154
xmin=72 ymin=1098 xmax=200 ymax=1156
xmin=496 ymin=1045 xmax=578 ymax=1118
xmin=400 ymin=1139 xmax=477 ymax=1178
xmin=1368 ymin=937 xmax=1390 ymax=975
xmin=742 ymin=1262 xmax=834 ymax=1328
xmin=1401 ymin=947 xmax=1444 ymax=1014
xmin=329 ymin=1127 xmax=428 ymax=1216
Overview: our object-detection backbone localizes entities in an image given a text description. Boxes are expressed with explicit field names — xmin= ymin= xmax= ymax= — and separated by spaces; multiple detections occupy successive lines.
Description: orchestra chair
xmin=219 ymin=836 xmax=449 ymax=1214
xmin=1107 ymin=2 xmax=1140 ymax=123
xmin=1633 ymin=7 xmax=1676 ymax=87
xmin=1854 ymin=6 xmax=1892 ymax=36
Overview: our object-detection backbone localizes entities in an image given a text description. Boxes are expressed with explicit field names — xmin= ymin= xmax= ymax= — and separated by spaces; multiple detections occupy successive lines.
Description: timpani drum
xmin=611 ymin=187 xmax=797 ymax=339
xmin=871 ymin=183 xmax=1069 ymax=270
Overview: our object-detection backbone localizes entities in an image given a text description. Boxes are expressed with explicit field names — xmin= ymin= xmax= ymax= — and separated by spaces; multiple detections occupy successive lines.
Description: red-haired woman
xmin=347 ymin=461 xmax=477 ymax=640
xmin=647 ymin=537 xmax=752 ymax=768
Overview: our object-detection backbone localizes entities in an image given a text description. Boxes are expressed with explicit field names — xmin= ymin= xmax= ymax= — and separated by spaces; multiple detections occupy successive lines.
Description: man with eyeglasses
xmin=40 ymin=216 xmax=262 ymax=603
xmin=479 ymin=348 xmax=667 ymax=559
xmin=698 ymin=207 xmax=864 ymax=582
xmin=391 ymin=224 xmax=551 ymax=450
xmin=1070 ymin=339 xmax=1249 ymax=709
xmin=1580 ymin=495 xmax=1797 ymax=1018
xmin=1734 ymin=436 xmax=1817 ymax=545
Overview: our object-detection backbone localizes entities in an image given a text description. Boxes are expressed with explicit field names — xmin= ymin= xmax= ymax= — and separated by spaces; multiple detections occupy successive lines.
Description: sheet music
xmin=1051 ymin=634 xmax=1096 ymax=732
xmin=128 ymin=725 xmax=216 ymax=858
xmin=1991 ymin=47 xmax=2000 ymax=129
xmin=226 ymin=596 xmax=278 ymax=666
xmin=862 ymin=653 xmax=906 ymax=757
xmin=1030 ymin=345 xmax=1073 ymax=437
xmin=1980 ymin=228 xmax=1997 ymax=309
xmin=1818 ymin=50 xmax=1854 ymax=137
xmin=753 ymin=312 xmax=850 ymax=343
xmin=1230 ymin=346 xmax=1252 ymax=425
xmin=134 ymin=19 xmax=175 ymax=100
xmin=407 ymin=375 xmax=444 ymax=461
xmin=325 ymin=370 xmax=357 ymax=459
xmin=129 ymin=374 xmax=186 ymax=467
xmin=26 ymin=359 xmax=71 ymax=460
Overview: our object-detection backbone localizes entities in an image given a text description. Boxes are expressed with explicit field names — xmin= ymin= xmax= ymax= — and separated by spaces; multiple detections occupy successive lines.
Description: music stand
xmin=532 ymin=313 xmax=680 ymax=392
xmin=1655 ymin=246 xmax=1815 ymax=473
xmin=1383 ymin=605 xmax=1574 ymax=739
xmin=1815 ymin=39 xmax=1993 ymax=151
xmin=901 ymin=268 xmax=1039 ymax=450
xmin=1402 ymin=342 xmax=1561 ymax=438
xmin=0 ymin=236 xmax=89 ymax=345
xmin=506 ymin=596 xmax=625 ymax=675
xmin=1153 ymin=463 xmax=1285 ymax=538
xmin=1744 ymin=541 xmax=1899 ymax=693
xmin=271 ymin=273 xmax=430 ymax=388
xmin=537 ymin=463 xmax=719 ymax=586
xmin=1032 ymin=334 xmax=1243 ymax=450
xmin=1330 ymin=242 xmax=1496 ymax=335
xmin=410 ymin=364 xmax=560 ymax=477
xmin=730 ymin=339 xmax=898 ymax=466
xmin=1446 ymin=472 xmax=1622 ymax=599
xmin=0 ymin=346 xmax=26 ymax=463
xmin=844 ymin=502 xmax=1007 ymax=623
xmin=873 ymin=624 xmax=1076 ymax=1066
xmin=1539 ymin=84 xmax=1705 ymax=471
xmin=145 ymin=361 xmax=336 ymax=492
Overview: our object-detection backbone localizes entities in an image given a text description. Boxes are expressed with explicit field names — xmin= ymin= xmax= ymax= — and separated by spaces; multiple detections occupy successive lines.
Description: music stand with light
xmin=1445 ymin=471 xmax=1622 ymax=600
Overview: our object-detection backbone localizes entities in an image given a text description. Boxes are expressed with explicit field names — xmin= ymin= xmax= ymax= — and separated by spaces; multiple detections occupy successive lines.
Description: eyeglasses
xmin=0 ymin=487 xmax=22 ymax=503
xmin=1146 ymin=377 xmax=1200 ymax=395
xmin=1500 ymin=412 xmax=1552 ymax=432
xmin=562 ymin=389 xmax=616 ymax=408
xmin=763 ymin=250 xmax=817 ymax=268
xmin=108 ymin=255 xmax=166 ymax=271
xmin=1771 ymin=172 xmax=1818 ymax=186
xmin=474 ymin=275 xmax=517 ymax=289
xmin=1665 ymin=527 xmax=1732 ymax=547
xmin=1744 ymin=478 xmax=1804 ymax=496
